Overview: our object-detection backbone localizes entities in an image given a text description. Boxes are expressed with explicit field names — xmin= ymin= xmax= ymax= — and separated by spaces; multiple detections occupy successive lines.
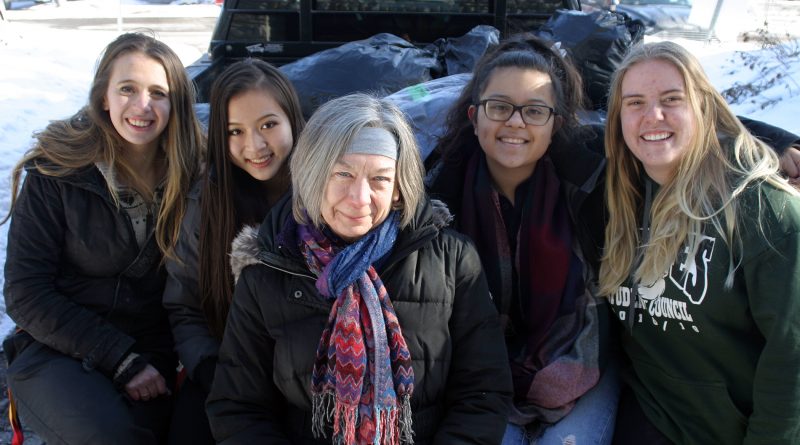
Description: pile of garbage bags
xmin=195 ymin=9 xmax=643 ymax=160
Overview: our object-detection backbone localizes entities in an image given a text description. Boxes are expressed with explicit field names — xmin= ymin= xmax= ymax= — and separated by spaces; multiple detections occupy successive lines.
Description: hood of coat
xmin=229 ymin=195 xmax=454 ymax=283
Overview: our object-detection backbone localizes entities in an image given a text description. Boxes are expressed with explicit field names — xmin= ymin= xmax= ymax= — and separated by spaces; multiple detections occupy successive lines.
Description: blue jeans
xmin=502 ymin=363 xmax=620 ymax=445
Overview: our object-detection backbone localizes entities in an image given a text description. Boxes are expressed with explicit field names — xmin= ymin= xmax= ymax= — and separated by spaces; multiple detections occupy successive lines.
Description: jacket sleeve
xmin=739 ymin=115 xmax=800 ymax=155
xmin=743 ymin=227 xmax=800 ymax=444
xmin=206 ymin=265 xmax=292 ymax=444
xmin=163 ymin=189 xmax=220 ymax=385
xmin=3 ymin=173 xmax=134 ymax=376
xmin=433 ymin=236 xmax=513 ymax=444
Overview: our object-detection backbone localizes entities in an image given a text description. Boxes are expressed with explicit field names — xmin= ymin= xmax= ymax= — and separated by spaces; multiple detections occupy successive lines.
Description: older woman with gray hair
xmin=206 ymin=93 xmax=512 ymax=444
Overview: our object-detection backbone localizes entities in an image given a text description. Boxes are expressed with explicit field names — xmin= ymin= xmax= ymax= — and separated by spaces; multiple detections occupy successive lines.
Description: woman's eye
xmin=261 ymin=122 xmax=277 ymax=129
xmin=524 ymin=107 xmax=544 ymax=117
xmin=120 ymin=86 xmax=134 ymax=94
xmin=490 ymin=103 xmax=511 ymax=113
xmin=227 ymin=129 xmax=242 ymax=136
xmin=151 ymin=90 xmax=168 ymax=98
xmin=335 ymin=171 xmax=352 ymax=178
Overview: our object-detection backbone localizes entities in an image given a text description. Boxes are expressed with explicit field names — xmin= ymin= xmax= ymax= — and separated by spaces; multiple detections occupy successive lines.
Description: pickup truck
xmin=186 ymin=0 xmax=582 ymax=104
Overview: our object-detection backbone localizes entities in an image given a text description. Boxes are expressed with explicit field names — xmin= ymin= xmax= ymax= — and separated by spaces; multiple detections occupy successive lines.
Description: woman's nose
xmin=132 ymin=91 xmax=154 ymax=112
xmin=505 ymin=108 xmax=526 ymax=128
xmin=348 ymin=177 xmax=370 ymax=205
xmin=644 ymin=103 xmax=665 ymax=122
xmin=247 ymin=130 xmax=267 ymax=151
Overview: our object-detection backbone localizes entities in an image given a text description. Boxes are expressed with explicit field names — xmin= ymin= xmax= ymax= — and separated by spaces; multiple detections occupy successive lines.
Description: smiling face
xmin=471 ymin=67 xmax=556 ymax=184
xmin=103 ymin=52 xmax=171 ymax=156
xmin=620 ymin=59 xmax=696 ymax=184
xmin=227 ymin=89 xmax=294 ymax=181
xmin=321 ymin=153 xmax=399 ymax=242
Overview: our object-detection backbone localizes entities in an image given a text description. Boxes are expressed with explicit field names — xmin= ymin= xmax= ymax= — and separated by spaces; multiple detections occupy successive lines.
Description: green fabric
xmin=608 ymin=182 xmax=800 ymax=444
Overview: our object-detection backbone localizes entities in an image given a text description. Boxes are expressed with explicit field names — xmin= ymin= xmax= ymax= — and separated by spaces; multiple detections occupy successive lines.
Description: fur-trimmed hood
xmin=229 ymin=198 xmax=453 ymax=283
xmin=229 ymin=225 xmax=261 ymax=284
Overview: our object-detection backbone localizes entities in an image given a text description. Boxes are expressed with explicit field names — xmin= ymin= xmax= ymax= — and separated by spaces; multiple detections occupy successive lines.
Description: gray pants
xmin=6 ymin=338 xmax=172 ymax=445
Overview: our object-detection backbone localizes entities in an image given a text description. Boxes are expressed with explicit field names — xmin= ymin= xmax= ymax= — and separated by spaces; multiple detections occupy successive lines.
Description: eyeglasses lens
xmin=483 ymin=100 xmax=551 ymax=126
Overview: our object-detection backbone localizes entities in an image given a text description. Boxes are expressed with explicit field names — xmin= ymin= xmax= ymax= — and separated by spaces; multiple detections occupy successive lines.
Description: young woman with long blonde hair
xmin=601 ymin=41 xmax=800 ymax=444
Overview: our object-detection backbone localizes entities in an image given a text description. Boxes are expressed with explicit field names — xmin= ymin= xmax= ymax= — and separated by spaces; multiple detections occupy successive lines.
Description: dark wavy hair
xmin=430 ymin=33 xmax=587 ymax=168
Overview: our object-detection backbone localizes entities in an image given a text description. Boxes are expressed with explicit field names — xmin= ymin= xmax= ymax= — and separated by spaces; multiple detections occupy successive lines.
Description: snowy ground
xmin=0 ymin=1 xmax=799 ymax=339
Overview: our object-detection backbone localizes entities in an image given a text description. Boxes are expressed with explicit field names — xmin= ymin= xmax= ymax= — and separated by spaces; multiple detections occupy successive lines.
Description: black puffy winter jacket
xmin=207 ymin=196 xmax=513 ymax=444
xmin=3 ymin=164 xmax=176 ymax=380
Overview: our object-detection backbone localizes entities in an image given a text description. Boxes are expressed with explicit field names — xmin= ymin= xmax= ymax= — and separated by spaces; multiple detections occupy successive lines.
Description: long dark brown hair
xmin=199 ymin=59 xmax=304 ymax=338
xmin=3 ymin=32 xmax=203 ymax=261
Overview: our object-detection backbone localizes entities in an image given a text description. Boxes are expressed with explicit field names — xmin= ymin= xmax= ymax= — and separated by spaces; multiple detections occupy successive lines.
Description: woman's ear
xmin=467 ymin=105 xmax=477 ymax=124
xmin=552 ymin=115 xmax=564 ymax=133
xmin=391 ymin=189 xmax=403 ymax=210
xmin=468 ymin=105 xmax=479 ymax=136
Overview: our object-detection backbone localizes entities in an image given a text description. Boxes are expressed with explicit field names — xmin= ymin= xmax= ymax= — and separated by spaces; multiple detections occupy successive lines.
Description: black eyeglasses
xmin=476 ymin=99 xmax=556 ymax=126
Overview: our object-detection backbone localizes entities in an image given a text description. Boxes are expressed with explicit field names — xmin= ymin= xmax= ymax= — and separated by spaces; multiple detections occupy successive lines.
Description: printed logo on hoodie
xmin=608 ymin=235 xmax=717 ymax=333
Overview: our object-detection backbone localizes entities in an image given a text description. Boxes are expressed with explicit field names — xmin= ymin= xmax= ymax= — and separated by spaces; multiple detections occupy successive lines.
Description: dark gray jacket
xmin=207 ymin=196 xmax=513 ymax=444
xmin=4 ymin=164 xmax=175 ymax=380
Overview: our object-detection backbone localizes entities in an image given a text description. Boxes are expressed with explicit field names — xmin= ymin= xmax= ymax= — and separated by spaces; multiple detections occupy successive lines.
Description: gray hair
xmin=290 ymin=93 xmax=424 ymax=228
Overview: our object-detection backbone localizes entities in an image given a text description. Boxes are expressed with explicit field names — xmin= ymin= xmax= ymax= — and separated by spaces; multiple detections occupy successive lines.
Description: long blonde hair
xmin=599 ymin=41 xmax=797 ymax=296
xmin=3 ymin=33 xmax=203 ymax=260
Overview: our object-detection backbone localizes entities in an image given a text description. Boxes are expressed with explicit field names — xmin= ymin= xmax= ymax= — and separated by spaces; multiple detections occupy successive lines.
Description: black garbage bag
xmin=535 ymin=9 xmax=644 ymax=110
xmin=426 ymin=25 xmax=500 ymax=76
xmin=279 ymin=33 xmax=441 ymax=118
xmin=385 ymin=73 xmax=471 ymax=161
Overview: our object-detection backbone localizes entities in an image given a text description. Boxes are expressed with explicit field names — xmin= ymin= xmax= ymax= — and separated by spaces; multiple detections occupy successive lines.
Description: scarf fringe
xmin=312 ymin=391 xmax=358 ymax=444
xmin=399 ymin=393 xmax=414 ymax=444
xmin=336 ymin=402 xmax=358 ymax=445
xmin=312 ymin=391 xmax=336 ymax=439
xmin=373 ymin=394 xmax=414 ymax=445
xmin=374 ymin=407 xmax=393 ymax=445
xmin=313 ymin=392 xmax=415 ymax=444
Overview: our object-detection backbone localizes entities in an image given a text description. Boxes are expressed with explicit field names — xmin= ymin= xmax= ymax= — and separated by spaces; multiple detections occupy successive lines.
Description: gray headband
xmin=346 ymin=127 xmax=398 ymax=160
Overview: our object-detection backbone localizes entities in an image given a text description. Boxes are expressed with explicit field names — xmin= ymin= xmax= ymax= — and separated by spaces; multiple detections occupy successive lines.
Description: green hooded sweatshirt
xmin=608 ymin=180 xmax=800 ymax=444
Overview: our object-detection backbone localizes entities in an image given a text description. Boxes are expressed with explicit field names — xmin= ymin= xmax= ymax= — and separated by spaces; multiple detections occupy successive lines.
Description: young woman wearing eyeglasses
xmin=425 ymin=34 xmax=618 ymax=445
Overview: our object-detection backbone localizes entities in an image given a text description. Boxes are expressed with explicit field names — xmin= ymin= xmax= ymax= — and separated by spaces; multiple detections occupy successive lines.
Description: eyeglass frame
xmin=475 ymin=99 xmax=557 ymax=126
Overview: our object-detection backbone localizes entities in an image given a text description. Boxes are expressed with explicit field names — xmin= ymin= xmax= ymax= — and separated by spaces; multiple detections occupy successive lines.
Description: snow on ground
xmin=0 ymin=1 xmax=798 ymax=336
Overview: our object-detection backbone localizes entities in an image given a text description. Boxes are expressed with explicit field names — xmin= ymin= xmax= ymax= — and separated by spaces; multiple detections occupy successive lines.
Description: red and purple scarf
xmin=460 ymin=151 xmax=600 ymax=427
xmin=299 ymin=213 xmax=414 ymax=444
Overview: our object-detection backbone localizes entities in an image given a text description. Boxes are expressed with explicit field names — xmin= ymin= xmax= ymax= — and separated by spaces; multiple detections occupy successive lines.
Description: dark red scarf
xmin=459 ymin=151 xmax=600 ymax=426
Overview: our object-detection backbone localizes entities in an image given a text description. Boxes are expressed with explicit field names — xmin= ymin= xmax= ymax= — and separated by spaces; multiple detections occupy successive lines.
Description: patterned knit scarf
xmin=299 ymin=212 xmax=414 ymax=445
xmin=459 ymin=151 xmax=600 ymax=427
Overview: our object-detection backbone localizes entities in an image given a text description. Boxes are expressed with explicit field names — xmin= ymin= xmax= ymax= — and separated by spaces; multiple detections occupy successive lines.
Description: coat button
xmin=293 ymin=290 xmax=303 ymax=299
